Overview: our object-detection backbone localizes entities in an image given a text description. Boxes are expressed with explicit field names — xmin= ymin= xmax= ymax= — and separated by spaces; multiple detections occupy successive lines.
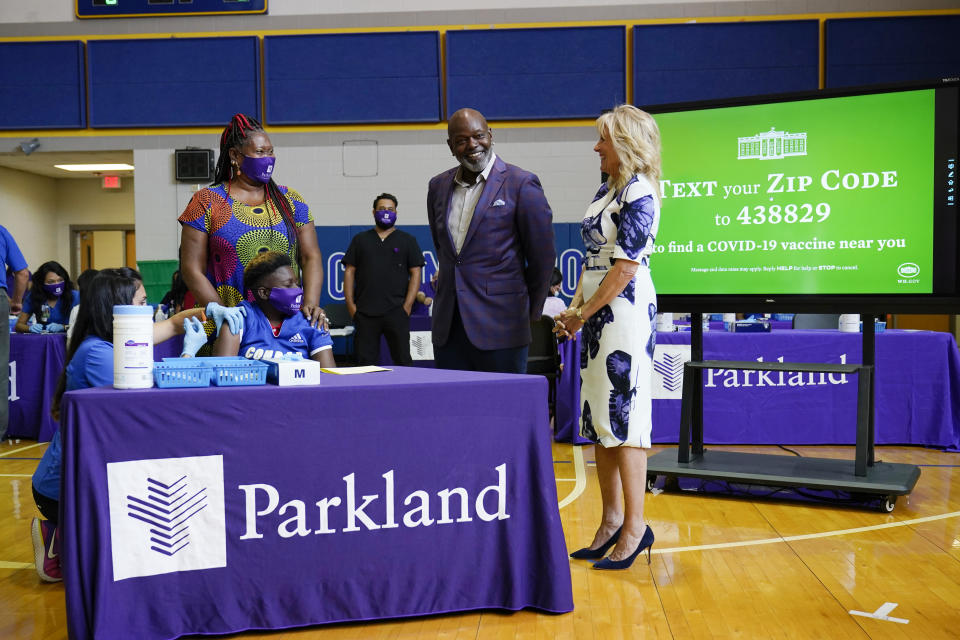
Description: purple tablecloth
xmin=60 ymin=367 xmax=573 ymax=640
xmin=554 ymin=335 xmax=590 ymax=445
xmin=555 ymin=329 xmax=960 ymax=450
xmin=8 ymin=333 xmax=65 ymax=441
xmin=7 ymin=333 xmax=185 ymax=441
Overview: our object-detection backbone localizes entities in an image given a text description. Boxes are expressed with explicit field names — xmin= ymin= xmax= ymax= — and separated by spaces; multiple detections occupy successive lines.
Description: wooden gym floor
xmin=1 ymin=440 xmax=959 ymax=639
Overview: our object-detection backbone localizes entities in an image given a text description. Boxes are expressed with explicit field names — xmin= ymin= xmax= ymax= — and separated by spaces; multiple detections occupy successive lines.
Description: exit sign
xmin=102 ymin=175 xmax=122 ymax=189
xmin=77 ymin=1 xmax=266 ymax=18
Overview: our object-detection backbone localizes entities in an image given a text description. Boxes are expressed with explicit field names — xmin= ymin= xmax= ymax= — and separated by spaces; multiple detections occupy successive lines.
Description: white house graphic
xmin=738 ymin=127 xmax=807 ymax=160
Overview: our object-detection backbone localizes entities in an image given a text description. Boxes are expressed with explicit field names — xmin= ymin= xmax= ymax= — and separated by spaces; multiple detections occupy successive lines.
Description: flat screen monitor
xmin=648 ymin=78 xmax=959 ymax=313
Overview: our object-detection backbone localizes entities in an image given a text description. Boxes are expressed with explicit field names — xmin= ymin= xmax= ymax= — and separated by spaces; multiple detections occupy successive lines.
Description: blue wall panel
xmin=87 ymin=37 xmax=259 ymax=127
xmin=264 ymin=32 xmax=441 ymax=124
xmin=826 ymin=16 xmax=960 ymax=88
xmin=0 ymin=41 xmax=86 ymax=129
xmin=447 ymin=26 xmax=625 ymax=120
xmin=634 ymin=21 xmax=819 ymax=106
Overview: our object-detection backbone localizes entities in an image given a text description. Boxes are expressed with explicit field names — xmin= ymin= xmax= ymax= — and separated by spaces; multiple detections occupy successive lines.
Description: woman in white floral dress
xmin=555 ymin=105 xmax=661 ymax=570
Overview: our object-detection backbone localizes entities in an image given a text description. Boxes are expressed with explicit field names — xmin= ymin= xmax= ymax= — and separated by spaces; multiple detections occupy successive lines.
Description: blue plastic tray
xmin=153 ymin=361 xmax=212 ymax=388
xmin=211 ymin=359 xmax=268 ymax=386
xmin=213 ymin=358 xmax=270 ymax=387
xmin=162 ymin=356 xmax=268 ymax=386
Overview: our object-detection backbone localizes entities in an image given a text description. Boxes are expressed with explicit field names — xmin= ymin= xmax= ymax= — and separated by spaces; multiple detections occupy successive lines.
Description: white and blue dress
xmin=579 ymin=174 xmax=660 ymax=448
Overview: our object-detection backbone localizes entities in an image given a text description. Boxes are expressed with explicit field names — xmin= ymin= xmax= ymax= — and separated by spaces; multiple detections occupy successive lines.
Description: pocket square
xmin=492 ymin=199 xmax=506 ymax=207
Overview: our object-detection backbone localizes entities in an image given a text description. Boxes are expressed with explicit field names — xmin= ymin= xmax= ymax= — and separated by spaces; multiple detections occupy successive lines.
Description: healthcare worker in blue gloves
xmin=29 ymin=267 xmax=243 ymax=583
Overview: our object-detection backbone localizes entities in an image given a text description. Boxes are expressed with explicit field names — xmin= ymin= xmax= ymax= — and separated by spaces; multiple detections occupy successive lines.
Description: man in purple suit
xmin=427 ymin=108 xmax=555 ymax=373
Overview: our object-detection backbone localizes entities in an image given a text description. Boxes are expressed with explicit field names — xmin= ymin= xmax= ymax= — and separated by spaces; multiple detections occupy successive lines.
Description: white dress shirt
xmin=448 ymin=153 xmax=497 ymax=253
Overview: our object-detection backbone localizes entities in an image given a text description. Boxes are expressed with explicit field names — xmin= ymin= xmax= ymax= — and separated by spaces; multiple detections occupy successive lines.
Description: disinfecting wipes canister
xmin=838 ymin=313 xmax=860 ymax=333
xmin=113 ymin=305 xmax=154 ymax=389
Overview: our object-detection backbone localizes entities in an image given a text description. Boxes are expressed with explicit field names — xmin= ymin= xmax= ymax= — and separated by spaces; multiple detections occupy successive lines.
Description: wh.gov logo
xmin=651 ymin=345 xmax=690 ymax=400
xmin=107 ymin=455 xmax=226 ymax=581
xmin=738 ymin=127 xmax=807 ymax=160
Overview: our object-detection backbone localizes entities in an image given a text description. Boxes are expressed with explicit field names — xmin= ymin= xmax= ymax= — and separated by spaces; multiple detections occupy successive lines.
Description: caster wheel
xmin=880 ymin=495 xmax=897 ymax=513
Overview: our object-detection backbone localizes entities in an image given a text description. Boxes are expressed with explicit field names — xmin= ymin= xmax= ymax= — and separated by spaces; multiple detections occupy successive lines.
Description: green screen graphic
xmin=652 ymin=89 xmax=935 ymax=295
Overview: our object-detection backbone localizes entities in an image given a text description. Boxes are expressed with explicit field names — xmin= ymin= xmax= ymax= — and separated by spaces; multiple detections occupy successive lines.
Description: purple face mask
xmin=374 ymin=209 xmax=397 ymax=228
xmin=267 ymin=287 xmax=303 ymax=316
xmin=43 ymin=282 xmax=65 ymax=298
xmin=240 ymin=155 xmax=275 ymax=184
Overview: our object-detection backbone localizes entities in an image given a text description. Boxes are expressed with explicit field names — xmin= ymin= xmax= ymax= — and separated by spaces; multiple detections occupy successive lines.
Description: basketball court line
xmin=0 ymin=442 xmax=45 ymax=457
xmin=557 ymin=445 xmax=586 ymax=510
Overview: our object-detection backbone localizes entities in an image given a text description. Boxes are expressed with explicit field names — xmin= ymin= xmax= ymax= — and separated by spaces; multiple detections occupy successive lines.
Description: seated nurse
xmin=29 ymin=267 xmax=239 ymax=583
xmin=213 ymin=251 xmax=336 ymax=367
xmin=15 ymin=261 xmax=79 ymax=333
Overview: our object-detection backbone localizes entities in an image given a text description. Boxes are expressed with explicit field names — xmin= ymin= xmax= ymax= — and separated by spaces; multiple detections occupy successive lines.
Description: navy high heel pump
xmin=592 ymin=525 xmax=654 ymax=570
xmin=569 ymin=525 xmax=622 ymax=560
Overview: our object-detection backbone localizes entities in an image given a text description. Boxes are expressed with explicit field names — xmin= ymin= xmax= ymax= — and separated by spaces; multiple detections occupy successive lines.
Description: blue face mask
xmin=240 ymin=155 xmax=275 ymax=184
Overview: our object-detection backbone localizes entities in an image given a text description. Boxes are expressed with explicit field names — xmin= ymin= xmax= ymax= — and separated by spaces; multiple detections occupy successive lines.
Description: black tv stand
xmin=646 ymin=313 xmax=921 ymax=512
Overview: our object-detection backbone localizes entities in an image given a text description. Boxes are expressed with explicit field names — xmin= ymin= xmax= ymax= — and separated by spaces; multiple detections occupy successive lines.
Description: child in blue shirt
xmin=214 ymin=251 xmax=335 ymax=366
xmin=15 ymin=261 xmax=79 ymax=333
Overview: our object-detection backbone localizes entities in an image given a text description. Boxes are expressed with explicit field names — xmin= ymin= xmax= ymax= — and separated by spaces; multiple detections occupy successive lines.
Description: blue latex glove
xmin=46 ymin=322 xmax=66 ymax=333
xmin=29 ymin=323 xmax=45 ymax=334
xmin=205 ymin=302 xmax=246 ymax=335
xmin=181 ymin=317 xmax=208 ymax=357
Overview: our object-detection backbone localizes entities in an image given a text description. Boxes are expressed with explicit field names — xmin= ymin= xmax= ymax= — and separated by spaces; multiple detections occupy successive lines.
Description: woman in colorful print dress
xmin=179 ymin=113 xmax=327 ymax=334
xmin=555 ymin=105 xmax=662 ymax=570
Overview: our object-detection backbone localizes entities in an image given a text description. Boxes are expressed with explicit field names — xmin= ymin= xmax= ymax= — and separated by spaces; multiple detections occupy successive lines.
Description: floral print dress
xmin=178 ymin=183 xmax=312 ymax=307
xmin=579 ymin=174 xmax=660 ymax=448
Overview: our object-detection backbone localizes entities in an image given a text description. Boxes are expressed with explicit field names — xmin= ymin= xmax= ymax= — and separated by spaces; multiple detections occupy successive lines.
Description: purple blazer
xmin=427 ymin=156 xmax=555 ymax=351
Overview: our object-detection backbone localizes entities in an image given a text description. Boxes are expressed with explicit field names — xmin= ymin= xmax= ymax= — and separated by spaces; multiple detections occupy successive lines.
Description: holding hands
xmin=181 ymin=317 xmax=207 ymax=357
xmin=554 ymin=307 xmax=584 ymax=339
xmin=205 ymin=302 xmax=246 ymax=335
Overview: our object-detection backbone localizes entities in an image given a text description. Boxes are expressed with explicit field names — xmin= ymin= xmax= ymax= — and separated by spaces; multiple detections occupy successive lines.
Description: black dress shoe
xmin=569 ymin=526 xmax=622 ymax=559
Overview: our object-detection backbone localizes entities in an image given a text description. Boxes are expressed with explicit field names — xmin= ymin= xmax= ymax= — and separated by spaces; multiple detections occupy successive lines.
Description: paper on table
xmin=320 ymin=366 xmax=391 ymax=374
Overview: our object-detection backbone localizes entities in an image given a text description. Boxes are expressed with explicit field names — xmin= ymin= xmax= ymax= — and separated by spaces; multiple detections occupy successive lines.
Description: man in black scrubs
xmin=343 ymin=193 xmax=425 ymax=366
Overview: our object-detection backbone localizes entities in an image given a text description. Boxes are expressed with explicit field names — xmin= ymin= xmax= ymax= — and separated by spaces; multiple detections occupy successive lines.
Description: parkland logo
xmin=126 ymin=476 xmax=207 ymax=557
xmin=107 ymin=455 xmax=226 ymax=581
xmin=288 ymin=332 xmax=305 ymax=344
xmin=409 ymin=331 xmax=434 ymax=361
xmin=651 ymin=345 xmax=691 ymax=400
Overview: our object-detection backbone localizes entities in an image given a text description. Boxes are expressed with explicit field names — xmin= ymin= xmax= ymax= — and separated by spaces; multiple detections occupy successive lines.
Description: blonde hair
xmin=596 ymin=105 xmax=662 ymax=197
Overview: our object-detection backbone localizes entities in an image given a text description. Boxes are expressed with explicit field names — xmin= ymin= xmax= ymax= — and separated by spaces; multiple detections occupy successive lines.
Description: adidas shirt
xmin=236 ymin=300 xmax=333 ymax=361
